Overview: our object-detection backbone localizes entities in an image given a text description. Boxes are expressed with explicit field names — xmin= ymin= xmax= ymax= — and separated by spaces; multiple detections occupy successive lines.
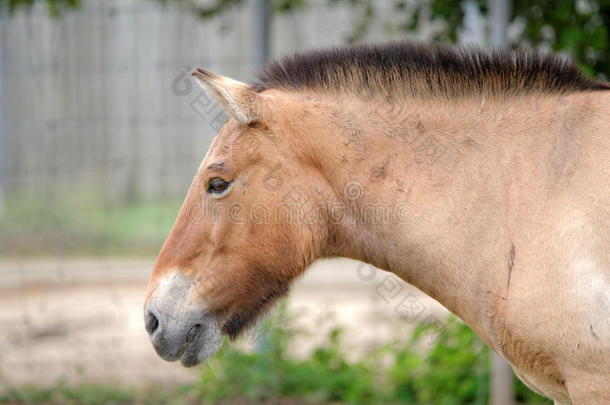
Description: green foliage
xmin=195 ymin=306 xmax=551 ymax=404
xmin=0 ymin=385 xmax=54 ymax=403
xmin=386 ymin=317 xmax=490 ymax=404
xmin=197 ymin=305 xmax=379 ymax=404
xmin=418 ymin=0 xmax=609 ymax=78
xmin=337 ymin=0 xmax=609 ymax=79
xmin=0 ymin=0 xmax=79 ymax=17
xmin=512 ymin=0 xmax=609 ymax=77
xmin=153 ymin=0 xmax=305 ymax=19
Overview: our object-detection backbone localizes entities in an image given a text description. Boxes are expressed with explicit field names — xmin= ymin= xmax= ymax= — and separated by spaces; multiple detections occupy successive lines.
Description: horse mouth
xmin=176 ymin=325 xmax=200 ymax=366
xmin=149 ymin=316 xmax=223 ymax=368
xmin=179 ymin=344 xmax=200 ymax=367
xmin=181 ymin=320 xmax=223 ymax=367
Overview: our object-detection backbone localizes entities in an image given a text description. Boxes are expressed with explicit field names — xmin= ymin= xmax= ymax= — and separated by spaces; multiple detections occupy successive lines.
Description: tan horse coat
xmin=144 ymin=44 xmax=610 ymax=404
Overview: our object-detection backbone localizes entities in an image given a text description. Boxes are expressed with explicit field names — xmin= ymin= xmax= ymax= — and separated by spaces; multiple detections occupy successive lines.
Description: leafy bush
xmin=197 ymin=305 xmax=380 ymax=404
xmin=195 ymin=305 xmax=552 ymax=404
xmin=386 ymin=317 xmax=489 ymax=404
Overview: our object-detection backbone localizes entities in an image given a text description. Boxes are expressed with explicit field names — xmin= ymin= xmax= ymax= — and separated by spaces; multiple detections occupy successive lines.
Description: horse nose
xmin=145 ymin=307 xmax=160 ymax=337
xmin=143 ymin=304 xmax=192 ymax=362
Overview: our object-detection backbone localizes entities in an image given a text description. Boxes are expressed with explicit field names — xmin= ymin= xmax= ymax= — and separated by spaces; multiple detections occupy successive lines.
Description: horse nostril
xmin=145 ymin=310 xmax=160 ymax=336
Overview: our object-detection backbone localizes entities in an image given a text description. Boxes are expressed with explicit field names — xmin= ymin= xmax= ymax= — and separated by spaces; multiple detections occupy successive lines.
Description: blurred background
xmin=0 ymin=0 xmax=607 ymax=403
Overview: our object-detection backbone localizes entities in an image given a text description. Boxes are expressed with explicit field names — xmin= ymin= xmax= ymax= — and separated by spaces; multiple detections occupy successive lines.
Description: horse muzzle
xmin=144 ymin=269 xmax=223 ymax=367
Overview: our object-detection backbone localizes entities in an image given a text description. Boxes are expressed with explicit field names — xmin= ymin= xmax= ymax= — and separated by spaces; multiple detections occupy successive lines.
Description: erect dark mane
xmin=254 ymin=42 xmax=608 ymax=98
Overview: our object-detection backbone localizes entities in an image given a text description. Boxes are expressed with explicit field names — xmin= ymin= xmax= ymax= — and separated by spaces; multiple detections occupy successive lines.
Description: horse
xmin=143 ymin=42 xmax=610 ymax=404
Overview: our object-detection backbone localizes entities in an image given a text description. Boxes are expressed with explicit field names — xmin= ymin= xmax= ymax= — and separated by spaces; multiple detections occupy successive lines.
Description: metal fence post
xmin=487 ymin=1 xmax=515 ymax=402
xmin=0 ymin=15 xmax=4 ymax=216
xmin=252 ymin=0 xmax=270 ymax=70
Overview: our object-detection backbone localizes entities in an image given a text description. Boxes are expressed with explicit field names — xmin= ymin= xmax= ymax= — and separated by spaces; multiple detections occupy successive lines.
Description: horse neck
xmin=295 ymin=91 xmax=588 ymax=329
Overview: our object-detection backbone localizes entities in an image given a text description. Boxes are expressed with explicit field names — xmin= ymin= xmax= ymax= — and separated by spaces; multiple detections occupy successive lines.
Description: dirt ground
xmin=0 ymin=257 xmax=448 ymax=389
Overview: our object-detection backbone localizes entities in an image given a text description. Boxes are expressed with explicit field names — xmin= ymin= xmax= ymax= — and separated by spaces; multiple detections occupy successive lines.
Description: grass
xmin=0 ymin=192 xmax=181 ymax=256
xmin=0 ymin=382 xmax=134 ymax=405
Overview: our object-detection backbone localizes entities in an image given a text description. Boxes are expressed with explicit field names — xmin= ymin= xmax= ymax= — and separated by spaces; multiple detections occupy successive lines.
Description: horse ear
xmin=191 ymin=68 xmax=258 ymax=125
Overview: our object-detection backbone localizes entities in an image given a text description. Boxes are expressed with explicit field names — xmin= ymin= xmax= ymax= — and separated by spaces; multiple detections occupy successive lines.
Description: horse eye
xmin=207 ymin=178 xmax=230 ymax=194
